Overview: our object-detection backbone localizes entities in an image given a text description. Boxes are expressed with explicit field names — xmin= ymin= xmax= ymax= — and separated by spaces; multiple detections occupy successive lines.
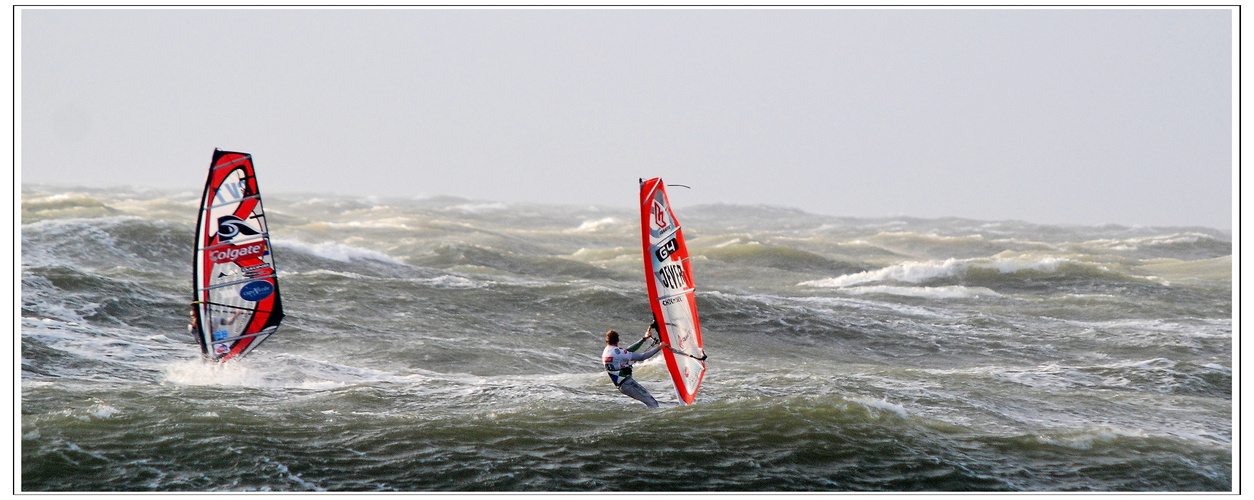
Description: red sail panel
xmin=191 ymin=149 xmax=284 ymax=363
xmin=640 ymin=178 xmax=706 ymax=404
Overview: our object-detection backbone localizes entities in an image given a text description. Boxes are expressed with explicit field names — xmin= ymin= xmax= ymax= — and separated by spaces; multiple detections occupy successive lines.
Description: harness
xmin=606 ymin=364 xmax=632 ymax=387
xmin=601 ymin=353 xmax=632 ymax=388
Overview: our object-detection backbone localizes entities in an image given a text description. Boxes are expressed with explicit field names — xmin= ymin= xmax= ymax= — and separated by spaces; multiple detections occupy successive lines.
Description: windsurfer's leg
xmin=618 ymin=377 xmax=659 ymax=408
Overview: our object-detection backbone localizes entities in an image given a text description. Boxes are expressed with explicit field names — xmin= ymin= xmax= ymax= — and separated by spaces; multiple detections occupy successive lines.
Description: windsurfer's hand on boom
xmin=643 ymin=320 xmax=659 ymax=342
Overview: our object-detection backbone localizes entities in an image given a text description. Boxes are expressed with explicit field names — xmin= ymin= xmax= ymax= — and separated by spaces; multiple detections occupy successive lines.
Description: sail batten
xmin=191 ymin=149 xmax=285 ymax=363
xmin=208 ymin=194 xmax=263 ymax=209
xmin=197 ymin=277 xmax=276 ymax=292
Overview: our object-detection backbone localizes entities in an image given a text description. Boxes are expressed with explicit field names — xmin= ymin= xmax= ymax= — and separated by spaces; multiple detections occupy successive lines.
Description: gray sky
xmin=20 ymin=8 xmax=1234 ymax=229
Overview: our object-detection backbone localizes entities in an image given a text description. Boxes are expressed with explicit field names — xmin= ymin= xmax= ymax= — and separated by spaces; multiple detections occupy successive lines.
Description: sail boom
xmin=654 ymin=290 xmax=695 ymax=301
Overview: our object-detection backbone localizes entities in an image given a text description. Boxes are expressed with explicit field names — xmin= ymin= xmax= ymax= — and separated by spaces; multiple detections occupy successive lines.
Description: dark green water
xmin=21 ymin=186 xmax=1232 ymax=491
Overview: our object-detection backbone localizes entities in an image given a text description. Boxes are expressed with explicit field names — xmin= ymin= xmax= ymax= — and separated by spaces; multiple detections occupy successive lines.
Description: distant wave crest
xmin=275 ymin=240 xmax=405 ymax=265
xmin=800 ymin=256 xmax=1066 ymax=288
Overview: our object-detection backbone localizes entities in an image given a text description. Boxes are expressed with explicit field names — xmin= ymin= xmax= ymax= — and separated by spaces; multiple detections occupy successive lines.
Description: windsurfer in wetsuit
xmin=603 ymin=320 xmax=668 ymax=408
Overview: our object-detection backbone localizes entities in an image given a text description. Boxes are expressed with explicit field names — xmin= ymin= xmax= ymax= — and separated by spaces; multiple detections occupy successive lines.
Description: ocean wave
xmin=423 ymin=275 xmax=482 ymax=289
xmin=290 ymin=269 xmax=473 ymax=287
xmin=568 ymin=246 xmax=634 ymax=264
xmin=860 ymin=230 xmax=1044 ymax=260
xmin=287 ymin=196 xmax=383 ymax=211
xmin=300 ymin=219 xmax=419 ymax=231
xmin=1075 ymin=232 xmax=1231 ymax=261
xmin=21 ymin=191 xmax=122 ymax=223
xmin=21 ymin=187 xmax=202 ymax=225
xmin=22 ymin=216 xmax=192 ymax=274
xmin=160 ymin=358 xmax=351 ymax=390
xmin=22 ymin=276 xmax=91 ymax=324
xmin=949 ymin=358 xmax=1231 ymax=398
xmin=414 ymin=244 xmax=621 ymax=280
xmin=798 ymin=255 xmax=1092 ymax=289
xmin=1082 ymin=232 xmax=1227 ymax=251
xmin=848 ymin=396 xmax=910 ymax=419
xmin=445 ymin=202 xmax=509 ymax=214
xmin=991 ymin=424 xmax=1231 ymax=453
xmin=275 ymin=240 xmax=406 ymax=265
xmin=696 ymin=242 xmax=867 ymax=275
xmin=20 ymin=186 xmax=1232 ymax=493
xmin=22 ymin=265 xmax=186 ymax=330
xmin=22 ymin=191 xmax=115 ymax=210
xmin=800 ymin=258 xmax=967 ymax=287
xmin=21 ymin=318 xmax=192 ymax=381
xmin=565 ymin=217 xmax=620 ymax=233
xmin=702 ymin=291 xmax=964 ymax=324
xmin=1137 ymin=256 xmax=1231 ymax=288
xmin=837 ymin=285 xmax=999 ymax=299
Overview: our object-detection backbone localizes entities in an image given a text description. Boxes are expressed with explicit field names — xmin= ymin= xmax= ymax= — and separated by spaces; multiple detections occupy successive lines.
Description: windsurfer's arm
xmin=626 ymin=319 xmax=661 ymax=352
xmin=188 ymin=307 xmax=199 ymax=334
xmin=628 ymin=344 xmax=666 ymax=362
xmin=624 ymin=336 xmax=648 ymax=352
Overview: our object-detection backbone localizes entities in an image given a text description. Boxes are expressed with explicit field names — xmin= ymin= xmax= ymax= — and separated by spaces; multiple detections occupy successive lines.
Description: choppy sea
xmin=20 ymin=185 xmax=1233 ymax=491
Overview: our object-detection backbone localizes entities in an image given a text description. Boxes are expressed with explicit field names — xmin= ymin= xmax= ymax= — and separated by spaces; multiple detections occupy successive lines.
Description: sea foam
xmin=275 ymin=240 xmax=405 ymax=265
xmin=566 ymin=217 xmax=619 ymax=233
xmin=799 ymin=255 xmax=1067 ymax=288
xmin=839 ymin=285 xmax=999 ymax=299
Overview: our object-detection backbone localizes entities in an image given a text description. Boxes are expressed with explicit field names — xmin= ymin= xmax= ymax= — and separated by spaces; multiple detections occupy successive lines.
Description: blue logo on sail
xmin=239 ymin=281 xmax=274 ymax=301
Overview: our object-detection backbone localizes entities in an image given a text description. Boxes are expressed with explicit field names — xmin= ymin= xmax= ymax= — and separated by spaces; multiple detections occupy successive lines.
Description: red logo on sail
xmin=652 ymin=200 xmax=668 ymax=229
xmin=209 ymin=241 xmax=267 ymax=263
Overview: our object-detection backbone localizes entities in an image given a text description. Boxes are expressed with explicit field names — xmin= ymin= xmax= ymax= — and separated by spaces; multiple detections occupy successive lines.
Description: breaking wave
xmin=799 ymin=255 xmax=1070 ymax=288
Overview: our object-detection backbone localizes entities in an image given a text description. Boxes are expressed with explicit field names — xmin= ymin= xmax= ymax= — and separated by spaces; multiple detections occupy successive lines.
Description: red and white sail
xmin=191 ymin=149 xmax=284 ymax=362
xmin=640 ymin=178 xmax=706 ymax=404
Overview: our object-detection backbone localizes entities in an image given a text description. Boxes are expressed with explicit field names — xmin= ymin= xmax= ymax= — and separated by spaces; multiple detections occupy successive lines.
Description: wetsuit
xmin=603 ymin=336 xmax=663 ymax=408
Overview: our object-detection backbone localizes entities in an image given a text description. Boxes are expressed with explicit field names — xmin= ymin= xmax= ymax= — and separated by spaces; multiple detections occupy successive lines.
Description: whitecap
xmin=799 ymin=258 xmax=967 ymax=287
xmin=422 ymin=275 xmax=480 ymax=288
xmin=850 ymin=396 xmax=909 ymax=419
xmin=799 ymin=255 xmax=1071 ymax=288
xmin=1082 ymin=232 xmax=1224 ymax=251
xmin=274 ymin=240 xmax=405 ymax=265
xmin=566 ymin=217 xmax=618 ymax=233
xmin=446 ymin=202 xmax=508 ymax=213
xmin=1034 ymin=426 xmax=1151 ymax=450
xmin=839 ymin=285 xmax=1000 ymax=299
xmin=87 ymin=402 xmax=120 ymax=419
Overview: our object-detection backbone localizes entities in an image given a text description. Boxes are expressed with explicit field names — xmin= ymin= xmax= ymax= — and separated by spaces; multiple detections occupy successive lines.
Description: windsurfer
xmin=187 ymin=307 xmax=198 ymax=338
xmin=602 ymin=321 xmax=668 ymax=408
